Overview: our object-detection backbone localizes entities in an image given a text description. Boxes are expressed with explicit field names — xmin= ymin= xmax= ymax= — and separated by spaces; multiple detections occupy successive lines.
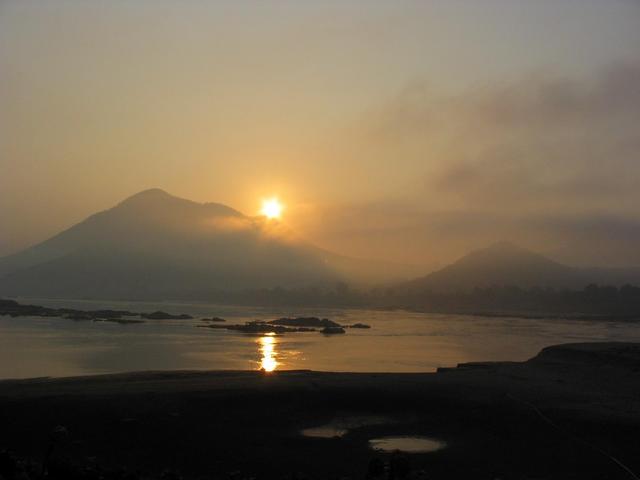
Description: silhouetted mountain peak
xmin=113 ymin=189 xmax=242 ymax=219
xmin=118 ymin=188 xmax=173 ymax=205
xmin=482 ymin=241 xmax=526 ymax=254
xmin=0 ymin=190 xmax=380 ymax=298
xmin=456 ymin=242 xmax=562 ymax=269
xmin=401 ymin=241 xmax=580 ymax=292
xmin=129 ymin=187 xmax=171 ymax=198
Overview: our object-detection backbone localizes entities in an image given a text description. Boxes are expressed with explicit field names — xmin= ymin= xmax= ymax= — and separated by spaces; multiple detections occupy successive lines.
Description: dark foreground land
xmin=1 ymin=343 xmax=639 ymax=480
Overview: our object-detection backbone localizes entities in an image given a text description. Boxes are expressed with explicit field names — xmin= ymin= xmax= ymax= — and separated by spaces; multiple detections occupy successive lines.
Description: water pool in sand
xmin=369 ymin=436 xmax=447 ymax=453
xmin=301 ymin=416 xmax=391 ymax=438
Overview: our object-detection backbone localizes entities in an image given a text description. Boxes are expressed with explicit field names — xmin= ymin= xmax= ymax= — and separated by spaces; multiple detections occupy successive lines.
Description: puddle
xmin=301 ymin=425 xmax=349 ymax=438
xmin=301 ymin=416 xmax=391 ymax=438
xmin=369 ymin=436 xmax=446 ymax=453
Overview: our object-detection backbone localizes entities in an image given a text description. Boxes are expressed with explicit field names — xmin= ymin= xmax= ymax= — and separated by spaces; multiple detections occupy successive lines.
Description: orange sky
xmin=2 ymin=1 xmax=640 ymax=268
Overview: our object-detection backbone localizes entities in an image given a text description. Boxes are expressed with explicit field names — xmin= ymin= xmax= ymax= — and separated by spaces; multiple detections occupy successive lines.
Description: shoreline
xmin=1 ymin=342 xmax=639 ymax=479
xmin=6 ymin=295 xmax=640 ymax=324
xmin=2 ymin=342 xmax=639 ymax=420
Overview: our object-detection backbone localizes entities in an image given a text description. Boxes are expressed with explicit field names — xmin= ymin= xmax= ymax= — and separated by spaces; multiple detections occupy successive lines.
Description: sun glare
xmin=259 ymin=334 xmax=278 ymax=372
xmin=261 ymin=198 xmax=283 ymax=219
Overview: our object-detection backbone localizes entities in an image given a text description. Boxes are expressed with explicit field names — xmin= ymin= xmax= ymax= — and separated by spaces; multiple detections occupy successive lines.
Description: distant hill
xmin=0 ymin=189 xmax=405 ymax=300
xmin=400 ymin=242 xmax=640 ymax=293
xmin=3 ymin=193 xmax=639 ymax=303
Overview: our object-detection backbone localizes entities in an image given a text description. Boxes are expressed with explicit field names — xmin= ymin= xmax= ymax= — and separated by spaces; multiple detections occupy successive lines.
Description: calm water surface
xmin=1 ymin=298 xmax=639 ymax=379
xmin=301 ymin=416 xmax=391 ymax=438
xmin=369 ymin=436 xmax=447 ymax=453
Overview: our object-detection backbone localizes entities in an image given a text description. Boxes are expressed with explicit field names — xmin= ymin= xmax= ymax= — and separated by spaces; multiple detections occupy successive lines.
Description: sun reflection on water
xmin=258 ymin=333 xmax=278 ymax=372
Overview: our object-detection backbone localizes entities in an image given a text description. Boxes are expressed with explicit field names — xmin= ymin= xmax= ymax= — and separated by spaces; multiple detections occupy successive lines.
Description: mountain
xmin=0 ymin=189 xmax=394 ymax=300
xmin=400 ymin=242 xmax=618 ymax=293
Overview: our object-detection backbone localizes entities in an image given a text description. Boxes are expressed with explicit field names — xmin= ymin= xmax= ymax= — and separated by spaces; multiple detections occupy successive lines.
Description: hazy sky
xmin=2 ymin=0 xmax=639 ymax=269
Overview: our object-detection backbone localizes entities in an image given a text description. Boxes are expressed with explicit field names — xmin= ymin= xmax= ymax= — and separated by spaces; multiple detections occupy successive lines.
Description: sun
xmin=260 ymin=197 xmax=283 ymax=219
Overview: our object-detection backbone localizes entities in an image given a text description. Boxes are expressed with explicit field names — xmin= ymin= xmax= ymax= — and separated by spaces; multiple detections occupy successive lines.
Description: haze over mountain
xmin=0 ymin=189 xmax=410 ymax=300
xmin=400 ymin=242 xmax=640 ymax=294
xmin=2 ymin=190 xmax=639 ymax=302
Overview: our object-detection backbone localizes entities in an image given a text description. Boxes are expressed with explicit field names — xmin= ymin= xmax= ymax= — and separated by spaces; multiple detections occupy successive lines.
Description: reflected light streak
xmin=259 ymin=333 xmax=278 ymax=372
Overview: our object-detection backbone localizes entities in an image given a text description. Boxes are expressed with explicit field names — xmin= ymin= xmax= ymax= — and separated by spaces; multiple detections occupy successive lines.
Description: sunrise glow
xmin=260 ymin=198 xmax=283 ymax=220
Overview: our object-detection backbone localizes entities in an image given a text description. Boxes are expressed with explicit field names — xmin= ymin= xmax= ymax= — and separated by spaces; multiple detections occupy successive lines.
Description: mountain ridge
xmin=399 ymin=241 xmax=640 ymax=293
xmin=3 ymin=190 xmax=640 ymax=301
xmin=0 ymin=189 xmax=414 ymax=299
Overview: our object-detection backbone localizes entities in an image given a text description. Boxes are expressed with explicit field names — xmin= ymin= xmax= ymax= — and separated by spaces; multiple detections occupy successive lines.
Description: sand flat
xmin=1 ymin=343 xmax=638 ymax=479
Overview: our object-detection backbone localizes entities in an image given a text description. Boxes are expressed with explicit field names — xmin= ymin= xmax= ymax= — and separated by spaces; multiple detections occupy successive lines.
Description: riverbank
xmin=1 ymin=342 xmax=639 ymax=479
xmin=6 ymin=296 xmax=640 ymax=324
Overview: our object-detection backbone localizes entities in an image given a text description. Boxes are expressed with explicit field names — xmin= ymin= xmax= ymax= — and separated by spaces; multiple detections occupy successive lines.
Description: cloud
xmin=297 ymin=61 xmax=640 ymax=268
xmin=365 ymin=60 xmax=640 ymax=215
xmin=297 ymin=202 xmax=640 ymax=269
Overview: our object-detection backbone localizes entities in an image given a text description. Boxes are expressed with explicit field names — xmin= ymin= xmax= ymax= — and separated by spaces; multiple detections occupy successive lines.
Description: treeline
xmin=387 ymin=283 xmax=640 ymax=316
xmin=197 ymin=283 xmax=640 ymax=317
xmin=182 ymin=282 xmax=369 ymax=308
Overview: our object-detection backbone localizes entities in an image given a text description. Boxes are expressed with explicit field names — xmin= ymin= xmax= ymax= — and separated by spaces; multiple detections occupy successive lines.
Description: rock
xmin=0 ymin=299 xmax=141 ymax=323
xmin=140 ymin=311 xmax=193 ymax=320
xmin=200 ymin=321 xmax=315 ymax=334
xmin=321 ymin=326 xmax=346 ymax=335
xmin=0 ymin=300 xmax=59 ymax=318
xmin=89 ymin=309 xmax=137 ymax=319
xmin=99 ymin=318 xmax=145 ymax=325
xmin=65 ymin=313 xmax=94 ymax=321
xmin=347 ymin=323 xmax=371 ymax=329
xmin=269 ymin=317 xmax=341 ymax=328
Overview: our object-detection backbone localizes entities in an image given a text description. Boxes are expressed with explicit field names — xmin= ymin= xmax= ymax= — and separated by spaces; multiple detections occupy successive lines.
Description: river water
xmin=1 ymin=298 xmax=639 ymax=379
